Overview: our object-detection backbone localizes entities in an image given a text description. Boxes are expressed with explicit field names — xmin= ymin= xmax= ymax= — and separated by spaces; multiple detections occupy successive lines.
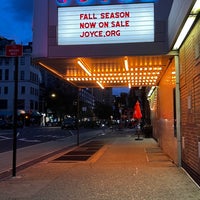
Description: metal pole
xmin=175 ymin=54 xmax=182 ymax=167
xmin=12 ymin=57 xmax=18 ymax=176
xmin=77 ymin=88 xmax=80 ymax=146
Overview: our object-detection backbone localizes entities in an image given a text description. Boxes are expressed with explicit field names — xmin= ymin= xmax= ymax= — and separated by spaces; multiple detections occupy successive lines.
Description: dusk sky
xmin=0 ymin=0 xmax=129 ymax=95
xmin=0 ymin=0 xmax=33 ymax=44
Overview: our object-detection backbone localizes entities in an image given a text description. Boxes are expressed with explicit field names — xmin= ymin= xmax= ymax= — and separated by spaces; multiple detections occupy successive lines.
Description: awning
xmin=35 ymin=55 xmax=174 ymax=89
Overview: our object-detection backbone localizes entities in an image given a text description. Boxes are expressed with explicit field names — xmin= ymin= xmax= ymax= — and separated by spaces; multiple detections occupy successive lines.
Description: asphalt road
xmin=0 ymin=126 xmax=92 ymax=153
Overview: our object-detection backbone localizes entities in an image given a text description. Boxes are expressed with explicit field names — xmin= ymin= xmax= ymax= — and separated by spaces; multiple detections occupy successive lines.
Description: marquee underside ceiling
xmin=36 ymin=55 xmax=174 ymax=89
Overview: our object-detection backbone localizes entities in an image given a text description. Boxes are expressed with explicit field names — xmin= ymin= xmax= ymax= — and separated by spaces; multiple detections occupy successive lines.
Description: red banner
xmin=133 ymin=101 xmax=142 ymax=119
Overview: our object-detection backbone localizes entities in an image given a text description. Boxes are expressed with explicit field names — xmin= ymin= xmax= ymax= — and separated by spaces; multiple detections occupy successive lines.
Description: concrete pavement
xmin=0 ymin=129 xmax=199 ymax=200
xmin=0 ymin=127 xmax=102 ymax=179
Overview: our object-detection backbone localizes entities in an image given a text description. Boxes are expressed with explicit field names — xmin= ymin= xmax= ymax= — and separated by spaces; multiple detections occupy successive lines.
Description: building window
xmin=30 ymin=100 xmax=34 ymax=109
xmin=20 ymin=70 xmax=25 ymax=80
xmin=4 ymin=86 xmax=8 ymax=94
xmin=5 ymin=69 xmax=9 ymax=80
xmin=0 ymin=69 xmax=2 ymax=80
xmin=17 ymin=99 xmax=25 ymax=110
xmin=29 ymin=57 xmax=32 ymax=65
xmin=0 ymin=99 xmax=7 ymax=109
xmin=0 ymin=58 xmax=3 ymax=65
xmin=5 ymin=58 xmax=9 ymax=65
xmin=35 ymin=101 xmax=38 ymax=110
xmin=35 ymin=89 xmax=39 ymax=96
xmin=20 ymin=56 xmax=25 ymax=65
xmin=30 ymin=87 xmax=34 ymax=95
xmin=30 ymin=72 xmax=39 ymax=83
xmin=30 ymin=72 xmax=33 ymax=82
xmin=21 ymin=86 xmax=25 ymax=94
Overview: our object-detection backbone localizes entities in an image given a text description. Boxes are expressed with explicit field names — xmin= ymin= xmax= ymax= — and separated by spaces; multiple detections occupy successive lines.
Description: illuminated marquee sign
xmin=56 ymin=0 xmax=158 ymax=7
xmin=58 ymin=3 xmax=154 ymax=45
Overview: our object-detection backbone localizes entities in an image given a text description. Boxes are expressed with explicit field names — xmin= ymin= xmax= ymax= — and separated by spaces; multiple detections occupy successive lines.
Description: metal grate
xmin=53 ymin=140 xmax=105 ymax=162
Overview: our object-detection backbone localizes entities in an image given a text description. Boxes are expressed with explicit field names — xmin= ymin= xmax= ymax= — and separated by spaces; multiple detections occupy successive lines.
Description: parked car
xmin=46 ymin=120 xmax=61 ymax=127
xmin=61 ymin=118 xmax=77 ymax=130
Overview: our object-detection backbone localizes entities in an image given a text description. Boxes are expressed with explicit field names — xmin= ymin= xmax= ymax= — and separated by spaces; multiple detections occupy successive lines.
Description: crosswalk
xmin=0 ymin=135 xmax=12 ymax=141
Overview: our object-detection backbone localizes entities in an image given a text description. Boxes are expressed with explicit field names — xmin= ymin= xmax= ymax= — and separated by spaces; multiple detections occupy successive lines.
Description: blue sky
xmin=113 ymin=87 xmax=130 ymax=95
xmin=0 ymin=0 xmax=33 ymax=44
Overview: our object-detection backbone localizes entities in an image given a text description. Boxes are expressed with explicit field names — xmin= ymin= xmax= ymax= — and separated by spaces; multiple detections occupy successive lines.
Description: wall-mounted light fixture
xmin=124 ymin=57 xmax=129 ymax=71
xmin=147 ymin=86 xmax=156 ymax=98
xmin=173 ymin=0 xmax=200 ymax=50
xmin=77 ymin=59 xmax=92 ymax=76
xmin=97 ymin=81 xmax=104 ymax=89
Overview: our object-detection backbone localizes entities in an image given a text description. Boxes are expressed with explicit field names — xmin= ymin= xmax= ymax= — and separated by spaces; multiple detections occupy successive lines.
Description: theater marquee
xmin=58 ymin=3 xmax=154 ymax=45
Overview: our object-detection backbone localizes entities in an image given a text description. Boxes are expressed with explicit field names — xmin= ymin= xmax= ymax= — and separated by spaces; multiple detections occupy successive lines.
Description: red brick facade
xmin=151 ymin=18 xmax=200 ymax=185
xmin=179 ymin=18 xmax=200 ymax=184
xmin=150 ymin=59 xmax=177 ymax=163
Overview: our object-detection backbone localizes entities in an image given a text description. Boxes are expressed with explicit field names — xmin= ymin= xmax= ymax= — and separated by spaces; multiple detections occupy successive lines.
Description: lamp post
xmin=76 ymin=88 xmax=80 ymax=146
xmin=51 ymin=93 xmax=56 ymax=98
xmin=5 ymin=44 xmax=23 ymax=177
xmin=12 ymin=57 xmax=19 ymax=176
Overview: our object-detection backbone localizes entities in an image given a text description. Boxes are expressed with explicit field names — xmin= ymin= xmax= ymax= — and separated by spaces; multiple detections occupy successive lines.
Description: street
xmin=0 ymin=126 xmax=93 ymax=153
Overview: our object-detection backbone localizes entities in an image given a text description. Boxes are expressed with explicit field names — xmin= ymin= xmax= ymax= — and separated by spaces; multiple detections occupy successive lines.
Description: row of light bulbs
xmin=66 ymin=76 xmax=158 ymax=81
xmin=76 ymin=58 xmax=162 ymax=88
xmin=92 ymin=67 xmax=163 ymax=72
xmin=67 ymin=72 xmax=161 ymax=77
xmin=92 ymin=72 xmax=160 ymax=76
xmin=67 ymin=67 xmax=163 ymax=75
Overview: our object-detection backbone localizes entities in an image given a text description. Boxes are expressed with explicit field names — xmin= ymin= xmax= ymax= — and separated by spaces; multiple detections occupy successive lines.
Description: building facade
xmin=179 ymin=16 xmax=200 ymax=185
xmin=149 ymin=0 xmax=200 ymax=185
xmin=0 ymin=38 xmax=41 ymax=118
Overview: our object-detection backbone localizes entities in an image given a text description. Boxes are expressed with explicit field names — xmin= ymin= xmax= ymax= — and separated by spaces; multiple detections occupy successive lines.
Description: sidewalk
xmin=0 ymin=129 xmax=199 ymax=200
xmin=0 ymin=128 xmax=102 ymax=179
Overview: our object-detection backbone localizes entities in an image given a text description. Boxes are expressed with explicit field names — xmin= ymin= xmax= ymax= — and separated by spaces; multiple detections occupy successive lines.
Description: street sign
xmin=6 ymin=45 xmax=23 ymax=57
xmin=5 ymin=44 xmax=23 ymax=176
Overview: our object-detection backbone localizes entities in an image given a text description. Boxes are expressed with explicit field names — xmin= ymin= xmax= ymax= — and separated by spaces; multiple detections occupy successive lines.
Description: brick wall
xmin=179 ymin=18 xmax=200 ymax=183
xmin=150 ymin=59 xmax=178 ymax=164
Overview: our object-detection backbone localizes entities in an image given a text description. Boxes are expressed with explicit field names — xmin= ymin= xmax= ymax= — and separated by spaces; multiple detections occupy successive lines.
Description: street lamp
xmin=51 ymin=93 xmax=56 ymax=98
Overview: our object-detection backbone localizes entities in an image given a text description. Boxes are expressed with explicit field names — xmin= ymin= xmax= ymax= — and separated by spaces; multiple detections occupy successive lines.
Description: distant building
xmin=93 ymin=88 xmax=113 ymax=106
xmin=0 ymin=38 xmax=41 ymax=118
xmin=78 ymin=88 xmax=113 ymax=120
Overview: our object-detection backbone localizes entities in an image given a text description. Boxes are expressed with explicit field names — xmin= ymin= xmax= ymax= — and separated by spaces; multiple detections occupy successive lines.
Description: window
xmin=30 ymin=72 xmax=39 ymax=83
xmin=5 ymin=58 xmax=9 ymax=65
xmin=20 ymin=56 xmax=25 ymax=65
xmin=5 ymin=69 xmax=9 ymax=80
xmin=35 ymin=89 xmax=39 ymax=96
xmin=4 ymin=86 xmax=8 ymax=94
xmin=30 ymin=100 xmax=34 ymax=109
xmin=0 ymin=69 xmax=2 ymax=80
xmin=0 ymin=99 xmax=7 ymax=109
xmin=30 ymin=87 xmax=34 ymax=95
xmin=17 ymin=99 xmax=25 ymax=110
xmin=35 ymin=101 xmax=38 ymax=110
xmin=21 ymin=86 xmax=25 ymax=94
xmin=20 ymin=71 xmax=25 ymax=80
